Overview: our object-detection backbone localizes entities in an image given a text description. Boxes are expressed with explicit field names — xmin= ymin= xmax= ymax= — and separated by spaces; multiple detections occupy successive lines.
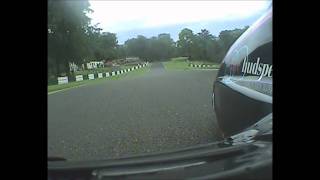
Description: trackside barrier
xmin=88 ymin=74 xmax=94 ymax=80
xmin=58 ymin=76 xmax=68 ymax=84
xmin=189 ymin=63 xmax=218 ymax=68
xmin=53 ymin=62 xmax=148 ymax=86
xmin=75 ymin=75 xmax=83 ymax=81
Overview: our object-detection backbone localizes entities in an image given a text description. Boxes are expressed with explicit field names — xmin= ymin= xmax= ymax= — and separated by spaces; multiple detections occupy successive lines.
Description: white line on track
xmin=48 ymin=84 xmax=86 ymax=95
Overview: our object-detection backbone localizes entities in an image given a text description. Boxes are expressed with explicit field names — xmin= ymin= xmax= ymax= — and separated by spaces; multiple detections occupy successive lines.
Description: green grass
xmin=163 ymin=57 xmax=191 ymax=70
xmin=122 ymin=64 xmax=136 ymax=68
xmin=48 ymin=81 xmax=87 ymax=93
xmin=48 ymin=65 xmax=150 ymax=94
xmin=191 ymin=60 xmax=219 ymax=65
xmin=171 ymin=57 xmax=189 ymax=61
xmin=163 ymin=57 xmax=220 ymax=70
xmin=121 ymin=65 xmax=151 ymax=79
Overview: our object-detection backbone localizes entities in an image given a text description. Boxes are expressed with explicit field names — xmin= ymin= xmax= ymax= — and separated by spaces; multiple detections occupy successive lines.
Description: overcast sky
xmin=88 ymin=1 xmax=271 ymax=44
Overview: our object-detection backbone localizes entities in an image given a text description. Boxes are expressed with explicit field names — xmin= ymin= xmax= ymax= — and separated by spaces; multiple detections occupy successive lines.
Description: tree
xmin=157 ymin=33 xmax=175 ymax=60
xmin=188 ymin=29 xmax=216 ymax=61
xmin=124 ymin=35 xmax=150 ymax=60
xmin=48 ymin=0 xmax=92 ymax=76
xmin=175 ymin=27 xmax=249 ymax=63
xmin=115 ymin=45 xmax=127 ymax=59
xmin=216 ymin=26 xmax=249 ymax=63
xmin=177 ymin=28 xmax=194 ymax=58
xmin=124 ymin=34 xmax=176 ymax=61
xmin=146 ymin=36 xmax=159 ymax=61
xmin=97 ymin=32 xmax=118 ymax=60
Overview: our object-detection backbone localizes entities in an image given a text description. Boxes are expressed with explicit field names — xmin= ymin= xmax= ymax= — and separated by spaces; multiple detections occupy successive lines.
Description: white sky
xmin=88 ymin=1 xmax=271 ymax=33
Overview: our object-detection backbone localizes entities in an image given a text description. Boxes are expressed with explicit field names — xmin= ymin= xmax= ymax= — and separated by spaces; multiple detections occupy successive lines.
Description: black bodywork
xmin=48 ymin=8 xmax=272 ymax=180
xmin=213 ymin=8 xmax=272 ymax=137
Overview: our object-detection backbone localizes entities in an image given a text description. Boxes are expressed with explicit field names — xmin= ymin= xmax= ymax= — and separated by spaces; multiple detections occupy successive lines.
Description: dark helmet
xmin=213 ymin=8 xmax=272 ymax=137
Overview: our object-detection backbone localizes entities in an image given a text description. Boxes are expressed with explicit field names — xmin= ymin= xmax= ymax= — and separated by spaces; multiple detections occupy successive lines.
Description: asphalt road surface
xmin=48 ymin=62 xmax=221 ymax=161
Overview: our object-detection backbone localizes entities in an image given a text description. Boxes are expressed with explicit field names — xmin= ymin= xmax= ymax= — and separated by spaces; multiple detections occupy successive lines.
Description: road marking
xmin=48 ymin=84 xmax=86 ymax=95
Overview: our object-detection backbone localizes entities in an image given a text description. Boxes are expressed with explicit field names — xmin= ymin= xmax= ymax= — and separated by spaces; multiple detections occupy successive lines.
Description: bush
xmin=68 ymin=74 xmax=76 ymax=82
xmin=83 ymin=74 xmax=89 ymax=80
xmin=48 ymin=76 xmax=58 ymax=85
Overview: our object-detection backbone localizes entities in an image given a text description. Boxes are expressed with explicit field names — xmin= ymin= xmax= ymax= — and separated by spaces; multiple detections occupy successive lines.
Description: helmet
xmin=213 ymin=8 xmax=272 ymax=137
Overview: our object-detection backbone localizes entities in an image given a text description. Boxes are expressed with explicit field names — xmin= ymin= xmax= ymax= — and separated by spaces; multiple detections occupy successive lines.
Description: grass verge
xmin=163 ymin=57 xmax=191 ymax=70
xmin=48 ymin=65 xmax=150 ymax=94
xmin=163 ymin=57 xmax=220 ymax=70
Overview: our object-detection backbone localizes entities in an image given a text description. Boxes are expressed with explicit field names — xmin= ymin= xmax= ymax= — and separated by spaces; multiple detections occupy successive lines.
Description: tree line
xmin=48 ymin=0 xmax=249 ymax=78
xmin=123 ymin=27 xmax=248 ymax=63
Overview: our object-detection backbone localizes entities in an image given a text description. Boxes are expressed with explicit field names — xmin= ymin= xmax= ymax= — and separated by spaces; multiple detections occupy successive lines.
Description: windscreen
xmin=48 ymin=0 xmax=272 ymax=162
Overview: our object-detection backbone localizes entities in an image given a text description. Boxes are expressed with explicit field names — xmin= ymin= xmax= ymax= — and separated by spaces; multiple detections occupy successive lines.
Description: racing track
xmin=48 ymin=62 xmax=221 ymax=161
